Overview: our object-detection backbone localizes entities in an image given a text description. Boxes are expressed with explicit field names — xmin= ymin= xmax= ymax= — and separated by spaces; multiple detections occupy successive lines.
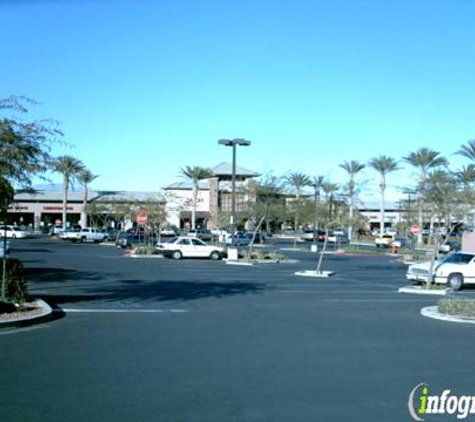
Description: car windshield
xmin=165 ymin=237 xmax=178 ymax=244
xmin=442 ymin=253 xmax=475 ymax=265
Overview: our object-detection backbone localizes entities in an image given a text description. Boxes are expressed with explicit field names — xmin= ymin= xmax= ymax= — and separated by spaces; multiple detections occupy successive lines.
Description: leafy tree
xmin=51 ymin=155 xmax=85 ymax=230
xmin=454 ymin=165 xmax=475 ymax=226
xmin=0 ymin=95 xmax=62 ymax=205
xmin=368 ymin=155 xmax=399 ymax=237
xmin=403 ymin=148 xmax=447 ymax=246
xmin=285 ymin=172 xmax=311 ymax=231
xmin=242 ymin=175 xmax=286 ymax=258
xmin=340 ymin=160 xmax=365 ymax=241
xmin=180 ymin=166 xmax=213 ymax=230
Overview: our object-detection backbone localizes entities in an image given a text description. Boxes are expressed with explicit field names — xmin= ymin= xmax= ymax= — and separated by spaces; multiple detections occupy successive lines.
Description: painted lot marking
xmin=58 ymin=308 xmax=188 ymax=314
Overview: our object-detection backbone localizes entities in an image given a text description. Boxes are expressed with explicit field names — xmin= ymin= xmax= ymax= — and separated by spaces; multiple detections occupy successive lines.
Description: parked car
xmin=0 ymin=225 xmax=31 ymax=239
xmin=116 ymin=232 xmax=156 ymax=248
xmin=80 ymin=228 xmax=107 ymax=243
xmin=155 ymin=236 xmax=225 ymax=260
xmin=438 ymin=240 xmax=461 ymax=253
xmin=159 ymin=227 xmax=177 ymax=237
xmin=327 ymin=233 xmax=349 ymax=244
xmin=187 ymin=229 xmax=213 ymax=241
xmin=301 ymin=229 xmax=326 ymax=242
xmin=244 ymin=232 xmax=266 ymax=244
xmin=225 ymin=232 xmax=251 ymax=246
xmin=374 ymin=234 xmax=395 ymax=248
xmin=49 ymin=224 xmax=64 ymax=236
xmin=390 ymin=237 xmax=411 ymax=249
xmin=406 ymin=251 xmax=475 ymax=290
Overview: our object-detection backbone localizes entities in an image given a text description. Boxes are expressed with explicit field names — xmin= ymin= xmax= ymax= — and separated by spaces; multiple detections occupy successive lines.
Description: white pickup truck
xmin=406 ymin=251 xmax=475 ymax=291
xmin=60 ymin=227 xmax=106 ymax=243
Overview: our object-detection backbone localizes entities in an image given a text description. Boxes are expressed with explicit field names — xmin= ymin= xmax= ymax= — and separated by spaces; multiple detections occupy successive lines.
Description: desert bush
xmin=438 ymin=299 xmax=475 ymax=317
xmin=1 ymin=258 xmax=27 ymax=305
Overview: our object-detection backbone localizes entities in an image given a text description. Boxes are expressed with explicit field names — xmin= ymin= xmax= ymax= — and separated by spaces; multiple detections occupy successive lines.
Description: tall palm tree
xmin=368 ymin=155 xmax=399 ymax=238
xmin=340 ymin=160 xmax=365 ymax=241
xmin=285 ymin=172 xmax=311 ymax=231
xmin=78 ymin=169 xmax=99 ymax=227
xmin=455 ymin=164 xmax=475 ymax=226
xmin=455 ymin=139 xmax=475 ymax=161
xmin=51 ymin=156 xmax=85 ymax=230
xmin=321 ymin=181 xmax=340 ymax=223
xmin=403 ymin=148 xmax=447 ymax=246
xmin=311 ymin=175 xmax=325 ymax=232
xmin=180 ymin=166 xmax=213 ymax=230
xmin=455 ymin=164 xmax=475 ymax=189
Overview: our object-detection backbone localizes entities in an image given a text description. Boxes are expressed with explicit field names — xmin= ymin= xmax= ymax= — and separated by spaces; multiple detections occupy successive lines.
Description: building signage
xmin=43 ymin=206 xmax=74 ymax=211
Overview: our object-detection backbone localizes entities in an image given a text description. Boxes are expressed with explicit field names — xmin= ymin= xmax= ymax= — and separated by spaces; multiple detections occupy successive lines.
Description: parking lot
xmin=1 ymin=237 xmax=475 ymax=421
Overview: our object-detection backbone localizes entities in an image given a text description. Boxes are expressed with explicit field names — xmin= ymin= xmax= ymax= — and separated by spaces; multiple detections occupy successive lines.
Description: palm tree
xmin=78 ymin=169 xmax=99 ymax=227
xmin=321 ymin=181 xmax=340 ymax=223
xmin=455 ymin=164 xmax=475 ymax=226
xmin=51 ymin=156 xmax=85 ymax=230
xmin=368 ymin=155 xmax=399 ymax=238
xmin=403 ymin=148 xmax=447 ymax=246
xmin=311 ymin=175 xmax=325 ymax=233
xmin=340 ymin=160 xmax=365 ymax=241
xmin=180 ymin=166 xmax=213 ymax=230
xmin=455 ymin=139 xmax=475 ymax=161
xmin=285 ymin=172 xmax=311 ymax=231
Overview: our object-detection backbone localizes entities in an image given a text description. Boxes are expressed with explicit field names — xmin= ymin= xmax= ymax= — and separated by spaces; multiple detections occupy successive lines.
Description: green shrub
xmin=2 ymin=258 xmax=27 ymax=305
xmin=438 ymin=299 xmax=475 ymax=317
xmin=132 ymin=244 xmax=156 ymax=255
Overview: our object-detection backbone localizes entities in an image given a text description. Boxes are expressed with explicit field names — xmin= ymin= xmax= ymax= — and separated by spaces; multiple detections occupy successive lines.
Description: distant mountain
xmin=32 ymin=183 xmax=83 ymax=192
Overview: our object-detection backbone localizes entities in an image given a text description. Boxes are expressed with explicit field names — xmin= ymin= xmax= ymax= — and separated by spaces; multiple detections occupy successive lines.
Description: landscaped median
xmin=421 ymin=299 xmax=475 ymax=324
xmin=0 ymin=258 xmax=55 ymax=328
xmin=226 ymin=250 xmax=297 ymax=266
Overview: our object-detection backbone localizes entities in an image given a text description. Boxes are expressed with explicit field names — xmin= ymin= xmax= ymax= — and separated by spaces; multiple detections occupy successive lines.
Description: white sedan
xmin=155 ymin=237 xmax=225 ymax=260
xmin=0 ymin=225 xmax=30 ymax=239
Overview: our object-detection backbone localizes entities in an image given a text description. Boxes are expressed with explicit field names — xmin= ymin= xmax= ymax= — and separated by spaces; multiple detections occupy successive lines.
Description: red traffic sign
xmin=136 ymin=213 xmax=148 ymax=225
xmin=410 ymin=225 xmax=421 ymax=235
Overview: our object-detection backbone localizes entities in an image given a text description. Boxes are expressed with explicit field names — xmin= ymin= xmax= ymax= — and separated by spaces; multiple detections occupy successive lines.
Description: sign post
xmin=410 ymin=225 xmax=421 ymax=236
xmin=136 ymin=214 xmax=148 ymax=225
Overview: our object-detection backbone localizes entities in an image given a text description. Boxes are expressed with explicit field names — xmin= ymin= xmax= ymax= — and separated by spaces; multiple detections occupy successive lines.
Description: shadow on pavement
xmin=38 ymin=280 xmax=267 ymax=306
xmin=25 ymin=267 xmax=102 ymax=283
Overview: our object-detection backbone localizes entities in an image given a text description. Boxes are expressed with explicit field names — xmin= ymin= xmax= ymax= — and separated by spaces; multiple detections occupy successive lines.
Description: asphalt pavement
xmin=0 ymin=237 xmax=474 ymax=422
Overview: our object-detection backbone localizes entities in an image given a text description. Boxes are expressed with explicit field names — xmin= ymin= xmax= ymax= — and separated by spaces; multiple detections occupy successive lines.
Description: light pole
xmin=218 ymin=138 xmax=251 ymax=242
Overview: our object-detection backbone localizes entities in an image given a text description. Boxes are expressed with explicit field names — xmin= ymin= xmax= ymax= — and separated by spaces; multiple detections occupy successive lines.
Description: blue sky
xmin=1 ymin=0 xmax=474 ymax=200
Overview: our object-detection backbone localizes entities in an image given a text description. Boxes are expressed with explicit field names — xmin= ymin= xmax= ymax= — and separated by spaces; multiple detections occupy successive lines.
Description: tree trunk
xmin=379 ymin=177 xmax=386 ymax=237
xmin=62 ymin=176 xmax=69 ymax=230
xmin=191 ymin=185 xmax=197 ymax=230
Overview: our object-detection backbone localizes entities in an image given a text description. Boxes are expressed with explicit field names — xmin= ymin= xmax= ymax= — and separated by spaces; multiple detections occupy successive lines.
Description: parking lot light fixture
xmin=218 ymin=139 xmax=251 ymax=243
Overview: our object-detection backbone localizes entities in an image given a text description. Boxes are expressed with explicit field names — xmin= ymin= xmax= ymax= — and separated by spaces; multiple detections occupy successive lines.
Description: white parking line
xmin=58 ymin=308 xmax=188 ymax=313
xmin=278 ymin=290 xmax=399 ymax=294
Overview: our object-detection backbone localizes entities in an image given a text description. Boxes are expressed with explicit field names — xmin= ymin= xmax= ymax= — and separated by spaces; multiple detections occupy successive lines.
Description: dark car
xmin=115 ymin=232 xmax=156 ymax=248
xmin=245 ymin=232 xmax=266 ymax=244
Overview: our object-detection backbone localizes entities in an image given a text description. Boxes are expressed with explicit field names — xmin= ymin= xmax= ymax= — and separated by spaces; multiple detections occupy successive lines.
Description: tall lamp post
xmin=218 ymin=138 xmax=251 ymax=242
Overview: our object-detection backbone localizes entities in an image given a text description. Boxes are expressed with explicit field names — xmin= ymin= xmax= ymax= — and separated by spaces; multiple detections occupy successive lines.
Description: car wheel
xmin=11 ymin=234 xmax=16 ymax=239
xmin=447 ymin=273 xmax=464 ymax=291
xmin=209 ymin=251 xmax=221 ymax=261
xmin=172 ymin=250 xmax=182 ymax=260
xmin=81 ymin=237 xmax=87 ymax=243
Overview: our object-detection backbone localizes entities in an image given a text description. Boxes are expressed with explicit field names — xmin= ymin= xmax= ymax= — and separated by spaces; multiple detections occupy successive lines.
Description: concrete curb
xmin=129 ymin=254 xmax=164 ymax=259
xmin=398 ymin=286 xmax=450 ymax=296
xmin=0 ymin=299 xmax=55 ymax=329
xmin=421 ymin=306 xmax=475 ymax=324
xmin=294 ymin=270 xmax=335 ymax=278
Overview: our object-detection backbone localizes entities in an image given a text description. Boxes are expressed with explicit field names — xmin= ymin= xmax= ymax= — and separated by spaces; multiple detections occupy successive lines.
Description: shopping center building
xmin=5 ymin=162 xmax=404 ymax=232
